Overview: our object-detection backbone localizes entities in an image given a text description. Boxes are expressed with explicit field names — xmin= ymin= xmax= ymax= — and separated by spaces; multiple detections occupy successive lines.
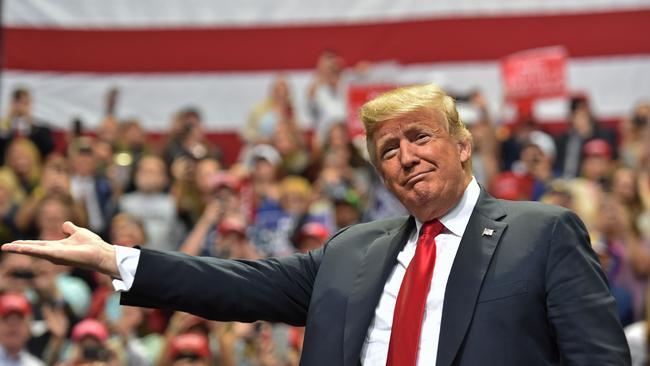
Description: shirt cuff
xmin=111 ymin=246 xmax=141 ymax=292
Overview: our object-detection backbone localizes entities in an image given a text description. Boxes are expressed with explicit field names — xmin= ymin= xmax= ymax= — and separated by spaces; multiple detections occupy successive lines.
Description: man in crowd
xmin=68 ymin=137 xmax=114 ymax=236
xmin=0 ymin=87 xmax=55 ymax=164
xmin=2 ymin=84 xmax=630 ymax=365
xmin=0 ymin=293 xmax=44 ymax=366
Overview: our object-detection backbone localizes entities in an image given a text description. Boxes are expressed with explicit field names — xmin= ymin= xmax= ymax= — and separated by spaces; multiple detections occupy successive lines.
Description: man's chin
xmin=402 ymin=197 xmax=434 ymax=219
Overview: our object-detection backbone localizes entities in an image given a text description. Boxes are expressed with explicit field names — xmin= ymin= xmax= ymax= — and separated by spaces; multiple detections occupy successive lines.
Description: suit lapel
xmin=343 ymin=217 xmax=414 ymax=366
xmin=436 ymin=192 xmax=508 ymax=366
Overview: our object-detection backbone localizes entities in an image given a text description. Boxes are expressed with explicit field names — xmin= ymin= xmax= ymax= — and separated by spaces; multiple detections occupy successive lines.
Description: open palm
xmin=1 ymin=221 xmax=119 ymax=278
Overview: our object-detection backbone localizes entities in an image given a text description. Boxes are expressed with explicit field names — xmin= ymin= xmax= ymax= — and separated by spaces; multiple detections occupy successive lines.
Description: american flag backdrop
xmin=1 ymin=0 xmax=649 ymax=132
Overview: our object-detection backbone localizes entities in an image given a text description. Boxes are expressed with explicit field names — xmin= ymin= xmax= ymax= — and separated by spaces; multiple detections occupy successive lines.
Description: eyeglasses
xmin=8 ymin=269 xmax=35 ymax=280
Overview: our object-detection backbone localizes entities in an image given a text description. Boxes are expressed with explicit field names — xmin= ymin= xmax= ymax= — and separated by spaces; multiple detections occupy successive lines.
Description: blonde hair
xmin=360 ymin=83 xmax=472 ymax=165
xmin=6 ymin=138 xmax=42 ymax=184
xmin=0 ymin=169 xmax=25 ymax=203
xmin=279 ymin=175 xmax=312 ymax=199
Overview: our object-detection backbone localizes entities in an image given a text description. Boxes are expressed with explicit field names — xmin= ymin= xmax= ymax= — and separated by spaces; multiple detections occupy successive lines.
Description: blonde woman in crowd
xmin=1 ymin=138 xmax=42 ymax=198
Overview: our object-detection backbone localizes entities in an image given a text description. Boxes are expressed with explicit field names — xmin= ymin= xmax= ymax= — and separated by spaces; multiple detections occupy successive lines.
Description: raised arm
xmin=1 ymin=221 xmax=120 ymax=278
xmin=3 ymin=221 xmax=323 ymax=327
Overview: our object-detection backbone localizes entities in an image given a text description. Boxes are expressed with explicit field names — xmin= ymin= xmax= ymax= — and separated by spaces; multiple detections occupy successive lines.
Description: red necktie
xmin=386 ymin=220 xmax=444 ymax=366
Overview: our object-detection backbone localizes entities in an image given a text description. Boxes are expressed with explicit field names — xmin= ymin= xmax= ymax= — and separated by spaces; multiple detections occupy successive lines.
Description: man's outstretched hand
xmin=1 ymin=221 xmax=120 ymax=279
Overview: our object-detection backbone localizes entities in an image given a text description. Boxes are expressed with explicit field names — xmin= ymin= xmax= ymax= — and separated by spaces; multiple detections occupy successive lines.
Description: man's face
xmin=42 ymin=161 xmax=71 ymax=194
xmin=335 ymin=202 xmax=361 ymax=228
xmin=252 ymin=159 xmax=276 ymax=183
xmin=111 ymin=220 xmax=145 ymax=247
xmin=581 ymin=155 xmax=611 ymax=181
xmin=0 ymin=313 xmax=30 ymax=354
xmin=123 ymin=124 xmax=147 ymax=147
xmin=6 ymin=143 xmax=34 ymax=177
xmin=371 ymin=109 xmax=471 ymax=222
xmin=37 ymin=199 xmax=69 ymax=239
xmin=0 ymin=253 xmax=34 ymax=293
xmin=11 ymin=95 xmax=31 ymax=117
xmin=135 ymin=157 xmax=168 ymax=193
xmin=72 ymin=150 xmax=97 ymax=177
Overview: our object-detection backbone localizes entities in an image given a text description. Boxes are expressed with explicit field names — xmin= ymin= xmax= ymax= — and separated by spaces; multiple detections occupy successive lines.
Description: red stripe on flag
xmin=4 ymin=9 xmax=649 ymax=72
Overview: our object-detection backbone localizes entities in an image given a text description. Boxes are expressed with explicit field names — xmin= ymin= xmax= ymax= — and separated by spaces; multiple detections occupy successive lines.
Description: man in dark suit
xmin=2 ymin=84 xmax=630 ymax=365
xmin=68 ymin=136 xmax=115 ymax=238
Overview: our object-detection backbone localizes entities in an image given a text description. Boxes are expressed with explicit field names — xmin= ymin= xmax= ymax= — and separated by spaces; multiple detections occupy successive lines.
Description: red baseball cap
xmin=300 ymin=222 xmax=330 ymax=242
xmin=72 ymin=318 xmax=109 ymax=343
xmin=490 ymin=173 xmax=526 ymax=201
xmin=582 ymin=139 xmax=612 ymax=158
xmin=0 ymin=293 xmax=32 ymax=317
xmin=169 ymin=333 xmax=211 ymax=359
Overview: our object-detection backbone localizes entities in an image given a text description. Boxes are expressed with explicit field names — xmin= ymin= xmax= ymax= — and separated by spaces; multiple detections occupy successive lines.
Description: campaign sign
xmin=347 ymin=84 xmax=396 ymax=138
xmin=501 ymin=46 xmax=567 ymax=101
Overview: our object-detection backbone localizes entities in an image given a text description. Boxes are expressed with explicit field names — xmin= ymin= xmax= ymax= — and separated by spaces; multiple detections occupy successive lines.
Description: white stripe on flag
xmin=5 ymin=0 xmax=650 ymax=27
xmin=3 ymin=55 xmax=649 ymax=131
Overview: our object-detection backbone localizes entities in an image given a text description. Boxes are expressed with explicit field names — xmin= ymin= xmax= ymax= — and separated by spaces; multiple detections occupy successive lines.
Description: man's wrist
xmin=101 ymin=243 xmax=120 ymax=279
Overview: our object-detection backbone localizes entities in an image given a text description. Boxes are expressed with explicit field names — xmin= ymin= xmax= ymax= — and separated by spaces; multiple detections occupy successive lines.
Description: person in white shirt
xmin=119 ymin=154 xmax=183 ymax=251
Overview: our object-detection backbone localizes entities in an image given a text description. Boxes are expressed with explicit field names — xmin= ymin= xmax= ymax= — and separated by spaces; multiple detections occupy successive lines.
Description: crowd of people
xmin=0 ymin=50 xmax=649 ymax=365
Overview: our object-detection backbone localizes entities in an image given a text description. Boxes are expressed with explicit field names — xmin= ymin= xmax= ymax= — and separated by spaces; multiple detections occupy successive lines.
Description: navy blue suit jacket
xmin=122 ymin=189 xmax=630 ymax=365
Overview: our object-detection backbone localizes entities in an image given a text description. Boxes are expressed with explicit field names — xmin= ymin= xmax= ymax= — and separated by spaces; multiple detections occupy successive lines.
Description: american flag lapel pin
xmin=482 ymin=228 xmax=494 ymax=237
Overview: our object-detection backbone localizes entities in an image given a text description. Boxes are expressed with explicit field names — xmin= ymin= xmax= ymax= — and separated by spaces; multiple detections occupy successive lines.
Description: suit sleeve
xmin=120 ymin=247 xmax=322 ymax=326
xmin=545 ymin=210 xmax=631 ymax=365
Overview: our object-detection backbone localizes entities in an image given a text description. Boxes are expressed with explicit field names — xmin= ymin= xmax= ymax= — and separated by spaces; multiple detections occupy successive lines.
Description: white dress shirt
xmin=113 ymin=178 xmax=481 ymax=366
xmin=360 ymin=178 xmax=480 ymax=366
xmin=112 ymin=245 xmax=141 ymax=292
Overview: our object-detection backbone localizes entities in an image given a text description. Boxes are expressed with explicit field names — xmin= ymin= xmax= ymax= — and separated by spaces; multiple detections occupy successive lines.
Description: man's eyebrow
xmin=376 ymin=134 xmax=398 ymax=149
xmin=402 ymin=123 xmax=436 ymax=136
xmin=401 ymin=125 xmax=422 ymax=134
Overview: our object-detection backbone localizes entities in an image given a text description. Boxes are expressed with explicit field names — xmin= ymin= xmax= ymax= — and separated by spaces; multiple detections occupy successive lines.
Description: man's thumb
xmin=62 ymin=221 xmax=80 ymax=236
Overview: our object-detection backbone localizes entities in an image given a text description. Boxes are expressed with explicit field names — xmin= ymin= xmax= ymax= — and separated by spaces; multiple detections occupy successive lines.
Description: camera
xmin=632 ymin=113 xmax=648 ymax=127
xmin=81 ymin=345 xmax=110 ymax=362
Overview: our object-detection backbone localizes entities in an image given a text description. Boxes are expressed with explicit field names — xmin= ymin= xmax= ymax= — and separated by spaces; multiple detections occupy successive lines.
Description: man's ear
xmin=372 ymin=163 xmax=387 ymax=185
xmin=458 ymin=137 xmax=472 ymax=164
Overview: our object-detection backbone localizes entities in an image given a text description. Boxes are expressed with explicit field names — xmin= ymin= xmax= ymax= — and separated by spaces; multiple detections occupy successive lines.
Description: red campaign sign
xmin=347 ymin=84 xmax=396 ymax=138
xmin=501 ymin=46 xmax=568 ymax=101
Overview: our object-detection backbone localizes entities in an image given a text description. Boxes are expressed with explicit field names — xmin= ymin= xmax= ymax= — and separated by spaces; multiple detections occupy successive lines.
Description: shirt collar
xmin=414 ymin=177 xmax=481 ymax=237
